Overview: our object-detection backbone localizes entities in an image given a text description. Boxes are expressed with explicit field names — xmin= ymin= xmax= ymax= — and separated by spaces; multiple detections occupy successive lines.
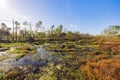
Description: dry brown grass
xmin=81 ymin=56 xmax=120 ymax=80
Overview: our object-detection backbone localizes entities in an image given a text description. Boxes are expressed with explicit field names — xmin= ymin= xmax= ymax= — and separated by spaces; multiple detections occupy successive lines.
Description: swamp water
xmin=0 ymin=46 xmax=64 ymax=73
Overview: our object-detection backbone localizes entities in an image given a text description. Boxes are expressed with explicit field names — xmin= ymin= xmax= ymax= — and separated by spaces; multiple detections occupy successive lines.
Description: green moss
xmin=7 ymin=43 xmax=37 ymax=59
xmin=16 ymin=53 xmax=25 ymax=59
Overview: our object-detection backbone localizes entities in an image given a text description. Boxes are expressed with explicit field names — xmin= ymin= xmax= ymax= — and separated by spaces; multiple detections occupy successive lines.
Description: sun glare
xmin=0 ymin=0 xmax=8 ymax=10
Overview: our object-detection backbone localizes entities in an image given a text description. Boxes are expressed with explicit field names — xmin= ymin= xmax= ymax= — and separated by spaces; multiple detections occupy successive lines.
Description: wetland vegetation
xmin=0 ymin=21 xmax=120 ymax=80
xmin=1 ymin=0 xmax=120 ymax=79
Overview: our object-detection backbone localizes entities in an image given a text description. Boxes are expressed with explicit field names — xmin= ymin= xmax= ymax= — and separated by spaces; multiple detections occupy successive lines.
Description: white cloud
xmin=69 ymin=24 xmax=78 ymax=28
xmin=68 ymin=24 xmax=80 ymax=32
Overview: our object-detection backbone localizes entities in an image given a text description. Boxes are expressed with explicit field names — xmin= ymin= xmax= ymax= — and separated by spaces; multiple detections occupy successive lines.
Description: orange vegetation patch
xmin=104 ymin=41 xmax=120 ymax=45
xmin=81 ymin=57 xmax=120 ymax=80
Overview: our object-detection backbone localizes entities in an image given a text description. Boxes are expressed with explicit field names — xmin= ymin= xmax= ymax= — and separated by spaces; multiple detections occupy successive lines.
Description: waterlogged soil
xmin=0 ymin=51 xmax=17 ymax=72
xmin=0 ymin=46 xmax=63 ymax=73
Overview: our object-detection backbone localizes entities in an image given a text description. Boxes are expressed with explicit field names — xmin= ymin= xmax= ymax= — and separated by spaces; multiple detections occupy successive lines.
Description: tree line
xmin=0 ymin=20 xmax=120 ymax=42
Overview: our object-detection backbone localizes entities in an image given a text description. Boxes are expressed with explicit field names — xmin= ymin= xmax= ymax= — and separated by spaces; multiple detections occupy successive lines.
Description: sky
xmin=0 ymin=0 xmax=120 ymax=34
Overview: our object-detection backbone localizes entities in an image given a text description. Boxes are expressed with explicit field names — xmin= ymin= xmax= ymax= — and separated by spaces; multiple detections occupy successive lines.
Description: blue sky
xmin=0 ymin=0 xmax=120 ymax=34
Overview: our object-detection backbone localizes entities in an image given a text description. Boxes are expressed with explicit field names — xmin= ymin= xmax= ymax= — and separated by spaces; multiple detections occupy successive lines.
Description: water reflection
xmin=13 ymin=46 xmax=56 ymax=67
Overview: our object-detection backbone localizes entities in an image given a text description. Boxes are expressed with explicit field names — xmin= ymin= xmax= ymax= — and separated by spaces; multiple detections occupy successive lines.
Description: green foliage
xmin=16 ymin=53 xmax=25 ymax=59
xmin=7 ymin=43 xmax=36 ymax=59
xmin=101 ymin=25 xmax=120 ymax=37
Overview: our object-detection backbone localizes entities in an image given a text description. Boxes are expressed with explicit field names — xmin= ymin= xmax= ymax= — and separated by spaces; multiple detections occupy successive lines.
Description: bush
xmin=111 ymin=46 xmax=120 ymax=55
xmin=28 ymin=37 xmax=34 ymax=43
xmin=66 ymin=44 xmax=76 ymax=49
xmin=81 ymin=57 xmax=120 ymax=80
xmin=16 ymin=53 xmax=25 ymax=59
xmin=100 ymin=45 xmax=112 ymax=52
xmin=5 ymin=67 xmax=26 ymax=80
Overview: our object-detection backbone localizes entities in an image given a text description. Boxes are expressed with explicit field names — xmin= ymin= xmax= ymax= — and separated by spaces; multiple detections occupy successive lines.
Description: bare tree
xmin=15 ymin=21 xmax=20 ymax=41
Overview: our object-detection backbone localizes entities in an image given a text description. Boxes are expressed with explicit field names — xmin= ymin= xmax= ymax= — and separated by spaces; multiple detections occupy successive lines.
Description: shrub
xmin=66 ymin=44 xmax=76 ymax=49
xmin=16 ymin=53 xmax=25 ymax=59
xmin=100 ymin=45 xmax=112 ymax=52
xmin=81 ymin=57 xmax=120 ymax=80
xmin=111 ymin=46 xmax=120 ymax=55
xmin=5 ymin=67 xmax=26 ymax=80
